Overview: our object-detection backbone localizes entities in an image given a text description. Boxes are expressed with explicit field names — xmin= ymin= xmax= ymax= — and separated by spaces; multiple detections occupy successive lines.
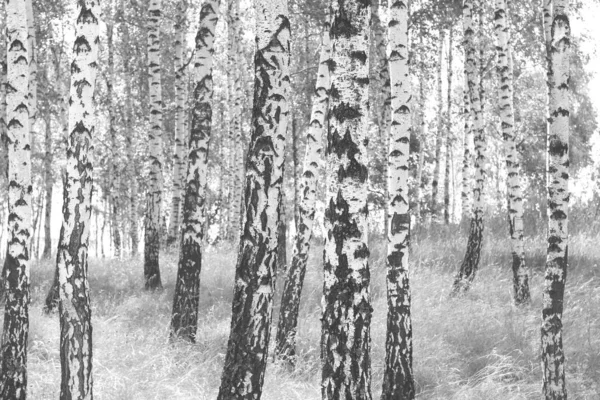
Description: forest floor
xmin=14 ymin=224 xmax=600 ymax=399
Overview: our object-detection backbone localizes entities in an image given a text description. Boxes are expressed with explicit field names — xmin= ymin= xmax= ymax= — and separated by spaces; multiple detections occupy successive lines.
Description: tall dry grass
xmin=11 ymin=221 xmax=600 ymax=399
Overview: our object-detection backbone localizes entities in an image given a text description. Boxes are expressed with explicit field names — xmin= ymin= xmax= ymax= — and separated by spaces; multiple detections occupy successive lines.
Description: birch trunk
xmin=0 ymin=1 xmax=6 ymax=182
xmin=26 ymin=0 xmax=36 ymax=145
xmin=444 ymin=28 xmax=453 ymax=226
xmin=541 ymin=0 xmax=570 ymax=397
xmin=381 ymin=0 xmax=414 ymax=398
xmin=106 ymin=10 xmax=121 ymax=258
xmin=170 ymin=0 xmax=220 ymax=343
xmin=494 ymin=0 xmax=529 ymax=305
xmin=226 ymin=0 xmax=243 ymax=242
xmin=56 ymin=1 xmax=100 ymax=398
xmin=144 ymin=0 xmax=164 ymax=289
xmin=461 ymin=71 xmax=472 ymax=221
xmin=42 ymin=115 xmax=53 ymax=259
xmin=321 ymin=1 xmax=372 ymax=399
xmin=216 ymin=1 xmax=290 ymax=397
xmin=275 ymin=26 xmax=331 ymax=363
xmin=452 ymin=0 xmax=486 ymax=293
xmin=167 ymin=1 xmax=188 ymax=247
xmin=431 ymin=32 xmax=444 ymax=223
xmin=0 ymin=1 xmax=31 ymax=397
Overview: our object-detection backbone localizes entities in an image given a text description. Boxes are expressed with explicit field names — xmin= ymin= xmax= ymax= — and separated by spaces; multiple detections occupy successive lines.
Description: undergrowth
xmin=10 ymin=224 xmax=600 ymax=399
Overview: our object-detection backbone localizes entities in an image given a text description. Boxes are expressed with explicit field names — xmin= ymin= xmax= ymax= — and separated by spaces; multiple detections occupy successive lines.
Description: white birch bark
xmin=461 ymin=71 xmax=473 ymax=220
xmin=494 ymin=0 xmax=529 ymax=305
xmin=167 ymin=0 xmax=188 ymax=246
xmin=275 ymin=25 xmax=332 ymax=362
xmin=25 ymin=0 xmax=36 ymax=145
xmin=321 ymin=1 xmax=372 ymax=399
xmin=217 ymin=0 xmax=290 ymax=397
xmin=0 ymin=0 xmax=7 ymax=181
xmin=144 ymin=0 xmax=164 ymax=289
xmin=541 ymin=0 xmax=570 ymax=397
xmin=56 ymin=1 xmax=100 ymax=398
xmin=431 ymin=32 xmax=444 ymax=223
xmin=381 ymin=0 xmax=414 ymax=397
xmin=0 ymin=1 xmax=31 ymax=397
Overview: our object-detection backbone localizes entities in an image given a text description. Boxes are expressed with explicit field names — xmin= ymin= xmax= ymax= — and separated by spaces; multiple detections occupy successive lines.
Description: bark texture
xmin=167 ymin=0 xmax=188 ymax=247
xmin=453 ymin=0 xmax=486 ymax=293
xmin=494 ymin=0 xmax=529 ymax=305
xmin=275 ymin=25 xmax=332 ymax=363
xmin=461 ymin=71 xmax=472 ymax=220
xmin=381 ymin=1 xmax=414 ymax=398
xmin=321 ymin=1 xmax=372 ymax=399
xmin=541 ymin=0 xmax=570 ymax=398
xmin=170 ymin=0 xmax=220 ymax=343
xmin=216 ymin=1 xmax=290 ymax=398
xmin=431 ymin=32 xmax=444 ymax=223
xmin=444 ymin=29 xmax=453 ymax=226
xmin=144 ymin=0 xmax=164 ymax=290
xmin=56 ymin=1 xmax=100 ymax=398
xmin=0 ymin=1 xmax=31 ymax=397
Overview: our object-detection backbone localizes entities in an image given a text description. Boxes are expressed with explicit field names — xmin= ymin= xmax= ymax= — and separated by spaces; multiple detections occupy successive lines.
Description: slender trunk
xmin=321 ymin=2 xmax=372 ymax=399
xmin=541 ymin=1 xmax=570 ymax=398
xmin=56 ymin=1 xmax=100 ymax=398
xmin=291 ymin=118 xmax=300 ymax=229
xmin=106 ymin=14 xmax=121 ymax=259
xmin=444 ymin=28 xmax=453 ymax=226
xmin=461 ymin=70 xmax=473 ymax=221
xmin=494 ymin=1 xmax=529 ymax=304
xmin=0 ymin=2 xmax=31 ymax=396
xmin=414 ymin=73 xmax=426 ymax=223
xmin=0 ymin=1 xmax=7 ymax=184
xmin=275 ymin=25 xmax=332 ymax=363
xmin=167 ymin=1 xmax=188 ymax=247
xmin=381 ymin=1 xmax=415 ymax=398
xmin=42 ymin=115 xmax=53 ymax=259
xmin=217 ymin=1 xmax=290 ymax=397
xmin=26 ymin=0 xmax=36 ymax=146
xmin=170 ymin=0 xmax=220 ymax=343
xmin=431 ymin=31 xmax=444 ymax=223
xmin=144 ymin=0 xmax=164 ymax=290
xmin=452 ymin=0 xmax=486 ymax=293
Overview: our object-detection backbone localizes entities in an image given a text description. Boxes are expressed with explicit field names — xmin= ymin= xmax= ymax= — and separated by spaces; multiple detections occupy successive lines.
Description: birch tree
xmin=275 ymin=24 xmax=331 ymax=363
xmin=494 ymin=0 xmax=529 ymax=305
xmin=170 ymin=0 xmax=220 ymax=343
xmin=321 ymin=0 xmax=372 ymax=399
xmin=444 ymin=28 xmax=453 ymax=226
xmin=452 ymin=0 xmax=486 ymax=292
xmin=461 ymin=72 xmax=472 ymax=221
xmin=541 ymin=0 xmax=570 ymax=397
xmin=430 ymin=32 xmax=444 ymax=223
xmin=144 ymin=0 xmax=164 ymax=289
xmin=216 ymin=0 xmax=290 ymax=397
xmin=0 ymin=1 xmax=6 ymax=184
xmin=381 ymin=0 xmax=415 ymax=398
xmin=55 ymin=0 xmax=100 ymax=397
xmin=167 ymin=0 xmax=188 ymax=247
xmin=0 ymin=1 xmax=31 ymax=397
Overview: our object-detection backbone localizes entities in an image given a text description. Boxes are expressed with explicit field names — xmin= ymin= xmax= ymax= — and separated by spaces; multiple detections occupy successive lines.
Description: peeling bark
xmin=0 ymin=1 xmax=31 ymax=397
xmin=453 ymin=0 xmax=486 ymax=293
xmin=170 ymin=0 xmax=220 ymax=343
xmin=321 ymin=1 xmax=372 ymax=399
xmin=216 ymin=1 xmax=290 ymax=398
xmin=494 ymin=0 xmax=529 ymax=305
xmin=541 ymin=0 xmax=570 ymax=398
xmin=56 ymin=1 xmax=100 ymax=398
xmin=381 ymin=0 xmax=414 ymax=398
xmin=144 ymin=0 xmax=164 ymax=290
xmin=275 ymin=25 xmax=332 ymax=363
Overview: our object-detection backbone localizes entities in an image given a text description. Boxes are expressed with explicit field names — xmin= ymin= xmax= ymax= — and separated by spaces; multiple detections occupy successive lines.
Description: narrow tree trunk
xmin=26 ymin=0 xmax=36 ymax=145
xmin=106 ymin=12 xmax=121 ymax=259
xmin=0 ymin=2 xmax=31 ymax=397
xmin=431 ymin=31 xmax=444 ymax=223
xmin=461 ymin=71 xmax=473 ymax=222
xmin=42 ymin=115 xmax=53 ymax=259
xmin=321 ymin=1 xmax=372 ymax=399
xmin=216 ymin=1 xmax=290 ymax=397
xmin=381 ymin=1 xmax=415 ymax=398
xmin=144 ymin=0 xmax=164 ymax=290
xmin=291 ymin=118 xmax=300 ymax=228
xmin=452 ymin=0 xmax=486 ymax=293
xmin=170 ymin=0 xmax=220 ymax=343
xmin=541 ymin=1 xmax=570 ymax=398
xmin=494 ymin=0 xmax=529 ymax=305
xmin=275 ymin=25 xmax=332 ymax=363
xmin=414 ymin=72 xmax=426 ymax=224
xmin=444 ymin=28 xmax=453 ymax=226
xmin=167 ymin=1 xmax=188 ymax=247
xmin=56 ymin=1 xmax=99 ymax=398
xmin=0 ymin=1 xmax=7 ymax=184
